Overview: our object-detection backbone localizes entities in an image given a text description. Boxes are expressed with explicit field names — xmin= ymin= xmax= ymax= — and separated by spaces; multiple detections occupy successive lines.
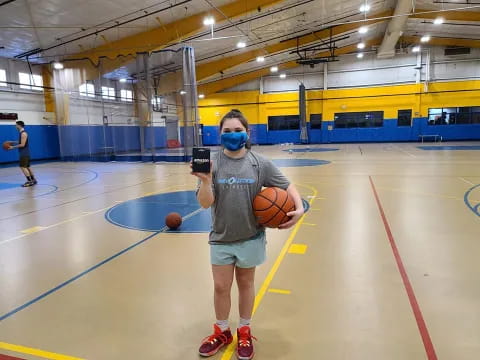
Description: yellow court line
xmin=220 ymin=183 xmax=318 ymax=360
xmin=288 ymin=243 xmax=308 ymax=255
xmin=0 ymin=342 xmax=84 ymax=360
xmin=20 ymin=226 xmax=46 ymax=234
xmin=268 ymin=289 xmax=292 ymax=295
xmin=302 ymin=222 xmax=317 ymax=226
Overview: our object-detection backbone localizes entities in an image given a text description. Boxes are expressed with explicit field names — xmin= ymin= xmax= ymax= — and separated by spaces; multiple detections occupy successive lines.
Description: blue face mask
xmin=221 ymin=132 xmax=248 ymax=151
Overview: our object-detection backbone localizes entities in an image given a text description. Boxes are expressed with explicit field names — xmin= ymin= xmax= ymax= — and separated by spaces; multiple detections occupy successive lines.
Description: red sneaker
xmin=237 ymin=326 xmax=257 ymax=360
xmin=199 ymin=324 xmax=233 ymax=357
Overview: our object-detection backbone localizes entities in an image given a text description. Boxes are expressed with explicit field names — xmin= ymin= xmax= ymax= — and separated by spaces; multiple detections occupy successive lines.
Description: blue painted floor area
xmin=272 ymin=159 xmax=331 ymax=167
xmin=282 ymin=148 xmax=339 ymax=153
xmin=105 ymin=190 xmax=211 ymax=233
xmin=106 ymin=191 xmax=311 ymax=233
xmin=464 ymin=184 xmax=480 ymax=218
xmin=418 ymin=145 xmax=480 ymax=151
xmin=0 ymin=182 xmax=20 ymax=191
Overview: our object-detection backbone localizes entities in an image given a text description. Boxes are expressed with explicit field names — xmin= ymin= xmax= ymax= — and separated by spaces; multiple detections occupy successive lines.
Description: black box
xmin=192 ymin=147 xmax=211 ymax=173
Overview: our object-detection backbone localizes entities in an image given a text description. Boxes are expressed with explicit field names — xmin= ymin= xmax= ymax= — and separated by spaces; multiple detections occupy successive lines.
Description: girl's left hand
xmin=278 ymin=208 xmax=304 ymax=229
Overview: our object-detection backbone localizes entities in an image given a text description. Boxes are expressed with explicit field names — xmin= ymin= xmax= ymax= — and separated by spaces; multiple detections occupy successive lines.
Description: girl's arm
xmin=197 ymin=178 xmax=215 ymax=209
xmin=279 ymin=183 xmax=304 ymax=229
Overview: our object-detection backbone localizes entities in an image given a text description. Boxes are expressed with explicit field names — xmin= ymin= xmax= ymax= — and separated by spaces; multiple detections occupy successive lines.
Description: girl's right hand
xmin=190 ymin=161 xmax=213 ymax=183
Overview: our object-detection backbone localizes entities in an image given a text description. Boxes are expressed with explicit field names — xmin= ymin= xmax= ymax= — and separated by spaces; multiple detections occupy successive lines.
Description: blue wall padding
xmin=203 ymin=119 xmax=480 ymax=145
xmin=0 ymin=125 xmax=59 ymax=163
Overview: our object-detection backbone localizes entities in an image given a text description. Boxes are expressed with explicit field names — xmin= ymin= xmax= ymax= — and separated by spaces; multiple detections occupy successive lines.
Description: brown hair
xmin=219 ymin=109 xmax=251 ymax=149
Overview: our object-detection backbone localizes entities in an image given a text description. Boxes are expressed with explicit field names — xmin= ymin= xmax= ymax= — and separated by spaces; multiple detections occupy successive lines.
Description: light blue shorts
xmin=210 ymin=232 xmax=266 ymax=268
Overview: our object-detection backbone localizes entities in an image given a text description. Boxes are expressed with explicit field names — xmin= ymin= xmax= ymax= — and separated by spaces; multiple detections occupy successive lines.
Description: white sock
xmin=239 ymin=318 xmax=251 ymax=327
xmin=216 ymin=319 xmax=229 ymax=331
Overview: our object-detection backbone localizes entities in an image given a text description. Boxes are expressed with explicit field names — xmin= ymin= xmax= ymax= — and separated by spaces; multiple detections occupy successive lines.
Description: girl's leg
xmin=199 ymin=264 xmax=235 ymax=357
xmin=235 ymin=266 xmax=256 ymax=322
xmin=212 ymin=264 xmax=235 ymax=321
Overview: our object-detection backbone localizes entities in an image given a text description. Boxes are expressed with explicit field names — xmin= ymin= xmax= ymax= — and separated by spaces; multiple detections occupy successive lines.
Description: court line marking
xmin=0 ymin=169 xmax=98 ymax=205
xmin=0 ymin=204 xmax=201 ymax=322
xmin=0 ymin=342 xmax=83 ymax=360
xmin=220 ymin=184 xmax=318 ymax=360
xmin=369 ymin=176 xmax=437 ymax=360
xmin=20 ymin=226 xmax=46 ymax=234
xmin=464 ymin=183 xmax=480 ymax=218
xmin=267 ymin=289 xmax=291 ymax=295
xmin=0 ymin=184 xmax=181 ymax=246
xmin=0 ymin=232 xmax=158 ymax=322
xmin=0 ymin=174 xmax=157 ymax=221
xmin=394 ymin=145 xmax=417 ymax=158
xmin=459 ymin=177 xmax=475 ymax=186
xmin=302 ymin=222 xmax=317 ymax=226
xmin=288 ymin=243 xmax=308 ymax=255
xmin=0 ymin=184 xmax=59 ymax=205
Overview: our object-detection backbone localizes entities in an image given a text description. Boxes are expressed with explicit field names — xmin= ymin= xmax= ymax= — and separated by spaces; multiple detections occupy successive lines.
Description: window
xmin=310 ymin=114 xmax=322 ymax=129
xmin=152 ymin=95 xmax=163 ymax=111
xmin=428 ymin=107 xmax=480 ymax=125
xmin=102 ymin=86 xmax=115 ymax=100
xmin=79 ymin=83 xmax=95 ymax=97
xmin=0 ymin=69 xmax=6 ymax=86
xmin=19 ymin=72 xmax=43 ymax=91
xmin=120 ymin=89 xmax=133 ymax=102
xmin=334 ymin=111 xmax=384 ymax=128
xmin=268 ymin=115 xmax=300 ymax=130
xmin=397 ymin=109 xmax=412 ymax=127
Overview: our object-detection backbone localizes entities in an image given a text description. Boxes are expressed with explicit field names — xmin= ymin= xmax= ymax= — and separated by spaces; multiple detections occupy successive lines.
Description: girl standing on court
xmin=192 ymin=109 xmax=304 ymax=360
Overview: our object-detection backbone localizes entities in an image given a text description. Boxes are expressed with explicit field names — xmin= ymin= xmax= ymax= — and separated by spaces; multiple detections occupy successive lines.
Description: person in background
xmin=7 ymin=120 xmax=37 ymax=187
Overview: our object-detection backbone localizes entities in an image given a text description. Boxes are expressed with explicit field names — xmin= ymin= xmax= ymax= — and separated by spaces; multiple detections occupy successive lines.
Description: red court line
xmin=0 ymin=354 xmax=25 ymax=360
xmin=369 ymin=176 xmax=438 ymax=360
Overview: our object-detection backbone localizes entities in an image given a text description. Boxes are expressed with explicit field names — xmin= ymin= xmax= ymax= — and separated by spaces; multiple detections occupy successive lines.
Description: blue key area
xmin=106 ymin=191 xmax=311 ymax=233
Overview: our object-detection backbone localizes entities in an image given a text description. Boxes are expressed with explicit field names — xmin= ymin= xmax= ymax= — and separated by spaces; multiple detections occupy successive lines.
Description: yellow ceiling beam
xmin=198 ymin=38 xmax=382 ymax=95
xmin=412 ymin=9 xmax=480 ymax=22
xmin=70 ymin=0 xmax=284 ymax=65
xmin=403 ymin=35 xmax=480 ymax=48
xmin=196 ymin=9 xmax=393 ymax=80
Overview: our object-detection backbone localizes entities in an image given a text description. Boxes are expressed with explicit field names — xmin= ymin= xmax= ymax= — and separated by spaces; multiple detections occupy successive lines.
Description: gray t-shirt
xmin=209 ymin=150 xmax=290 ymax=244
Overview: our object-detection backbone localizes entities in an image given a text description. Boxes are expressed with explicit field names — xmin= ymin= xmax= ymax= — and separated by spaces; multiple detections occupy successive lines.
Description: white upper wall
xmin=223 ymin=46 xmax=480 ymax=93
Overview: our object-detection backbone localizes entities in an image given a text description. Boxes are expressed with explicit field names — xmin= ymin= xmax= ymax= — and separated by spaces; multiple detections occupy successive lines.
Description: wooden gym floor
xmin=0 ymin=142 xmax=479 ymax=360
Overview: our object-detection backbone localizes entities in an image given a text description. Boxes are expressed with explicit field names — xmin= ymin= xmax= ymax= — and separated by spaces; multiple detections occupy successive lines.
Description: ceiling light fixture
xmin=420 ymin=35 xmax=431 ymax=43
xmin=203 ymin=16 xmax=215 ymax=26
xmin=358 ymin=26 xmax=368 ymax=34
xmin=359 ymin=4 xmax=371 ymax=12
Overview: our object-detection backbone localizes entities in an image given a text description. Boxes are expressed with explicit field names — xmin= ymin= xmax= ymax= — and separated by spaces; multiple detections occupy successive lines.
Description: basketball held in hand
xmin=253 ymin=187 xmax=295 ymax=228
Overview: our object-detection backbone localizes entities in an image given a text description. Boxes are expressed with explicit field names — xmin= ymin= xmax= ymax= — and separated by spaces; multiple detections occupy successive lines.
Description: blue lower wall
xmin=203 ymin=118 xmax=480 ymax=145
xmin=0 ymin=125 xmax=60 ymax=164
xmin=2 ymin=120 xmax=479 ymax=164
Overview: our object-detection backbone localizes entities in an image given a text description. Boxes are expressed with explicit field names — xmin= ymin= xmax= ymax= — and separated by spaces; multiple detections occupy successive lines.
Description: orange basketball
xmin=253 ymin=187 xmax=295 ymax=228
xmin=2 ymin=141 xmax=11 ymax=151
xmin=165 ymin=212 xmax=182 ymax=230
